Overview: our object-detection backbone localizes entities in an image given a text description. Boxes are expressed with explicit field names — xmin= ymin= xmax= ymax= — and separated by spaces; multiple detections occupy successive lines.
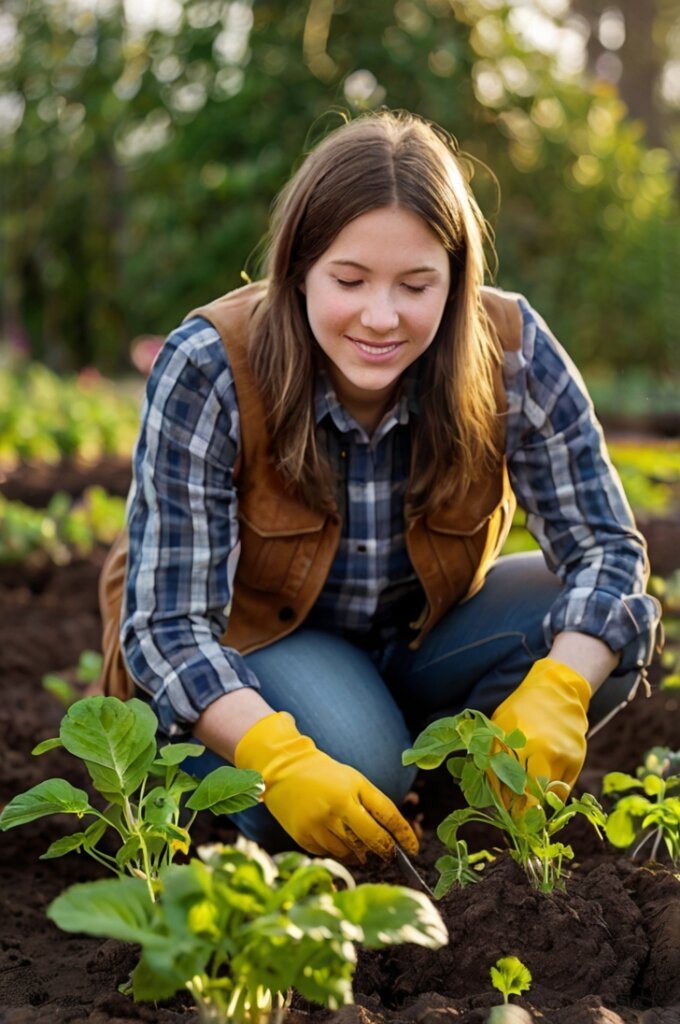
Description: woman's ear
xmin=299 ymin=281 xmax=306 ymax=296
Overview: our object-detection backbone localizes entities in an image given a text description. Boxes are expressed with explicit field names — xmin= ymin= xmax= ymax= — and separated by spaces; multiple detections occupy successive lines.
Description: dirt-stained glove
xmin=234 ymin=711 xmax=419 ymax=863
xmin=491 ymin=657 xmax=591 ymax=805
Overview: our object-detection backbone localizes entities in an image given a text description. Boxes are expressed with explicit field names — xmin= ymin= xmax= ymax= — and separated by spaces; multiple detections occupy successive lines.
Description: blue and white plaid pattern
xmin=121 ymin=298 xmax=660 ymax=735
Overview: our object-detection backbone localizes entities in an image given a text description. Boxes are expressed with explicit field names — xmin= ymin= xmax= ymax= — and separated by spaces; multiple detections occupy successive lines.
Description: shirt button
xmin=357 ymin=543 xmax=367 ymax=553
xmin=278 ymin=606 xmax=295 ymax=623
xmin=636 ymin=658 xmax=644 ymax=667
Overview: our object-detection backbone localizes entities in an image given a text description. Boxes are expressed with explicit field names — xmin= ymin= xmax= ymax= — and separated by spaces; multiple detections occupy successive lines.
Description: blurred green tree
xmin=0 ymin=0 xmax=677 ymax=372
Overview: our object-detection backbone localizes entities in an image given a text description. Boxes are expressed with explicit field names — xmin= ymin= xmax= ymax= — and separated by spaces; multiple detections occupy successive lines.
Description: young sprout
xmin=490 ymin=956 xmax=532 ymax=1005
xmin=403 ymin=709 xmax=607 ymax=894
xmin=603 ymin=746 xmax=680 ymax=866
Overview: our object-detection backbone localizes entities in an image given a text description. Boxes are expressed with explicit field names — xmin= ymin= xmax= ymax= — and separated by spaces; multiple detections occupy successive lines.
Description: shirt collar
xmin=314 ymin=363 xmax=421 ymax=436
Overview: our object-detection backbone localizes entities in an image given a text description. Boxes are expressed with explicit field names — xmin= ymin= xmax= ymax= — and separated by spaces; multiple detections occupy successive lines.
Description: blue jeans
xmin=190 ymin=552 xmax=640 ymax=851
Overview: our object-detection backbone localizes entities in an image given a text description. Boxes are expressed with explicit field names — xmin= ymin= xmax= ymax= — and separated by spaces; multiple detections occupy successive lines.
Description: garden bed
xmin=0 ymin=459 xmax=679 ymax=1024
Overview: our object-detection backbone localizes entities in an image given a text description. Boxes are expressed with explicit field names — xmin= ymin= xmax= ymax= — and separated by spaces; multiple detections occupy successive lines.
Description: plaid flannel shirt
xmin=121 ymin=296 xmax=661 ymax=736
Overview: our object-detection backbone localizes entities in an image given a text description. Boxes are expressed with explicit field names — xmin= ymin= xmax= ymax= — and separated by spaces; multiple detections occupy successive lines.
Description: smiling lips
xmin=347 ymin=336 xmax=404 ymax=359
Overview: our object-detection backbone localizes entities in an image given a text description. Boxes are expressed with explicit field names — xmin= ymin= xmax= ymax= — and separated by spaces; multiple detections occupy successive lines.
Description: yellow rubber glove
xmin=234 ymin=711 xmax=419 ymax=863
xmin=490 ymin=657 xmax=591 ymax=806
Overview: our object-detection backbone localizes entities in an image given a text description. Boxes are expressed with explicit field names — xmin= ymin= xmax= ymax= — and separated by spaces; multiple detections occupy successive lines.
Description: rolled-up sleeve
xmin=504 ymin=298 xmax=662 ymax=674
xmin=121 ymin=317 xmax=260 ymax=737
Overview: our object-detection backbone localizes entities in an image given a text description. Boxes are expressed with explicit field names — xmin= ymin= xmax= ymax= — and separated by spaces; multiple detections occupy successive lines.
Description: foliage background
xmin=1 ymin=0 xmax=678 ymax=373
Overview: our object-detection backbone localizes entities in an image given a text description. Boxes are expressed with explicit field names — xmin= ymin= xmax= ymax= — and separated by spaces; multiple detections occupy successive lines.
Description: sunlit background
xmin=1 ymin=0 xmax=678 ymax=379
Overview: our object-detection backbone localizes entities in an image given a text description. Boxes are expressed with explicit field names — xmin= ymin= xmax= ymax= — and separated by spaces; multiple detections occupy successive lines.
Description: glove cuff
xmin=234 ymin=710 xmax=315 ymax=773
xmin=526 ymin=657 xmax=592 ymax=712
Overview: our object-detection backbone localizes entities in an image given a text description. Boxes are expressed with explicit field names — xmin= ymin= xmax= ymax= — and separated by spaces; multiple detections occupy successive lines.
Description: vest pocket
xmin=237 ymin=514 xmax=326 ymax=595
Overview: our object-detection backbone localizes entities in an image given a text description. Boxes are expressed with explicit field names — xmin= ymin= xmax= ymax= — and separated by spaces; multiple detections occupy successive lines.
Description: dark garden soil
xmin=1 ymin=458 xmax=679 ymax=1024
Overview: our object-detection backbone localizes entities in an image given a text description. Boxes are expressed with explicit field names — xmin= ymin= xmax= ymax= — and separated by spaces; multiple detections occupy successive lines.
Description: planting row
xmin=0 ymin=694 xmax=678 ymax=1024
xmin=0 ymin=486 xmax=125 ymax=564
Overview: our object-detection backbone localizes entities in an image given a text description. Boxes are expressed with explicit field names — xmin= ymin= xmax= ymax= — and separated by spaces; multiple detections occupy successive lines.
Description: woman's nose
xmin=359 ymin=293 xmax=400 ymax=333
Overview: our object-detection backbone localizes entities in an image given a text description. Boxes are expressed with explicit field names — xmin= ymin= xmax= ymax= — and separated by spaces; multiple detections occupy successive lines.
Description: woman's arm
xmin=504 ymin=298 xmax=662 ymax=677
xmin=548 ymin=631 xmax=619 ymax=694
xmin=121 ymin=316 xmax=262 ymax=738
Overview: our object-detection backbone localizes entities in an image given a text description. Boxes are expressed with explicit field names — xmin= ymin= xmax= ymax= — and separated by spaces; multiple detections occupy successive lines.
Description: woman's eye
xmin=403 ymin=284 xmax=427 ymax=293
xmin=335 ymin=278 xmax=362 ymax=288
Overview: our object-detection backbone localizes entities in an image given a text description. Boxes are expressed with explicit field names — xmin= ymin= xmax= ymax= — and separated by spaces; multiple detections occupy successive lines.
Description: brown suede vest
xmin=99 ymin=281 xmax=522 ymax=699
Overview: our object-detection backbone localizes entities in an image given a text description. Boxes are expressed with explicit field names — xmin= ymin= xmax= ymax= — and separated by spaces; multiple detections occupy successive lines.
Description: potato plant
xmin=403 ymin=710 xmax=607 ymax=894
xmin=603 ymin=746 xmax=680 ymax=866
xmin=0 ymin=696 xmax=263 ymax=902
xmin=48 ymin=838 xmax=448 ymax=1024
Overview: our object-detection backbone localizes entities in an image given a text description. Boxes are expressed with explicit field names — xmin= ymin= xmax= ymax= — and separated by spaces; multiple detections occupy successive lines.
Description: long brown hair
xmin=249 ymin=110 xmax=501 ymax=515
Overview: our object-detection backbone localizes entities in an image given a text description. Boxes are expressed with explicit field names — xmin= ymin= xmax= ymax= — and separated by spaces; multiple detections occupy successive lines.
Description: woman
xmin=100 ymin=110 xmax=661 ymax=865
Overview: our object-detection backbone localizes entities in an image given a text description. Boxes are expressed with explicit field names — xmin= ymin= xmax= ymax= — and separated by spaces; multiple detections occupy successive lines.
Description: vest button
xmin=278 ymin=606 xmax=295 ymax=623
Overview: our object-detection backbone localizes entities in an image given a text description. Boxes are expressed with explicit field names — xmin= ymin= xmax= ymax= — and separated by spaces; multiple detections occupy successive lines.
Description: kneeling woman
xmin=100 ymin=111 xmax=661 ymax=864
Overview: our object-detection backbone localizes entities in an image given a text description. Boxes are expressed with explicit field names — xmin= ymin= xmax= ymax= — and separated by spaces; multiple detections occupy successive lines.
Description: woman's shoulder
xmin=480 ymin=285 xmax=526 ymax=354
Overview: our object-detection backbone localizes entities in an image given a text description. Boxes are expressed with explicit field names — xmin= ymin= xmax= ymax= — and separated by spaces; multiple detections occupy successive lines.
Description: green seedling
xmin=430 ymin=838 xmax=495 ymax=897
xmin=0 ymin=696 xmax=263 ymax=902
xmin=490 ymin=956 xmax=532 ymax=1004
xmin=403 ymin=710 xmax=607 ymax=894
xmin=48 ymin=838 xmax=448 ymax=1024
xmin=603 ymin=746 xmax=680 ymax=866
xmin=42 ymin=649 xmax=104 ymax=707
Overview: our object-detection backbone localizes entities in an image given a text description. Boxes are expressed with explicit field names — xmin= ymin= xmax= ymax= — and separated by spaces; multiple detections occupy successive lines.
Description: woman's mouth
xmin=347 ymin=336 xmax=404 ymax=359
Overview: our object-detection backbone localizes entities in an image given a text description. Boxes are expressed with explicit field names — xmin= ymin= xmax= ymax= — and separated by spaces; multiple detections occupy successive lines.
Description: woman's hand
xmin=235 ymin=711 xmax=419 ymax=862
xmin=491 ymin=657 xmax=591 ymax=807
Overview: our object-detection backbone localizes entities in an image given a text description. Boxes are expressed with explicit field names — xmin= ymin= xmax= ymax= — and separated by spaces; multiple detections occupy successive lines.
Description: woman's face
xmin=302 ymin=205 xmax=451 ymax=429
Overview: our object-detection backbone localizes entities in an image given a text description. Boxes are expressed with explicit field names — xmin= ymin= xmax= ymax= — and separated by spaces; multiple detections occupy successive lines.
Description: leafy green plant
xmin=0 ymin=487 xmax=126 ymax=565
xmin=434 ymin=838 xmax=495 ymax=894
xmin=0 ymin=697 xmax=263 ymax=902
xmin=403 ymin=710 xmax=607 ymax=894
xmin=0 ymin=363 xmax=140 ymax=468
xmin=42 ymin=649 xmax=103 ymax=707
xmin=48 ymin=838 xmax=448 ymax=1024
xmin=490 ymin=956 xmax=532 ymax=1005
xmin=603 ymin=746 xmax=680 ymax=866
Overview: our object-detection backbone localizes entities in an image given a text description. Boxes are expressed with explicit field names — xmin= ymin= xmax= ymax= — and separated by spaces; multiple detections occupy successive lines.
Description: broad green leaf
xmin=490 ymin=955 xmax=532 ymax=1000
xmin=643 ymin=775 xmax=665 ymax=797
xmin=468 ymin=728 xmax=494 ymax=756
xmin=82 ymin=817 xmax=109 ymax=850
xmin=116 ymin=834 xmax=142 ymax=869
xmin=436 ymin=807 xmax=483 ymax=848
xmin=32 ymin=737 xmax=62 ymax=755
xmin=131 ymin=953 xmax=188 ymax=1003
xmin=169 ymin=770 xmax=200 ymax=798
xmin=59 ymin=697 xmax=158 ymax=800
xmin=41 ymin=832 xmax=90 ymax=859
xmin=185 ymin=766 xmax=263 ymax=815
xmin=142 ymin=787 xmax=179 ymax=825
xmin=154 ymin=742 xmax=205 ymax=767
xmin=504 ymin=728 xmax=526 ymax=750
xmin=142 ymin=822 xmax=191 ymax=855
xmin=521 ymin=806 xmax=546 ymax=834
xmin=271 ymin=864 xmax=338 ymax=910
xmin=490 ymin=752 xmax=526 ymax=795
xmin=268 ymin=898 xmax=350 ymax=942
xmin=48 ymin=877 xmax=156 ymax=945
xmin=461 ymin=760 xmax=493 ymax=808
xmin=402 ymin=717 xmax=465 ymax=769
xmin=615 ymin=794 xmax=653 ymax=815
xmin=605 ymin=807 xmax=638 ymax=848
xmin=0 ymin=779 xmax=93 ymax=830
xmin=334 ymin=884 xmax=448 ymax=949
xmin=602 ymin=772 xmax=643 ymax=795
xmin=446 ymin=755 xmax=466 ymax=780
xmin=544 ymin=790 xmax=566 ymax=813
